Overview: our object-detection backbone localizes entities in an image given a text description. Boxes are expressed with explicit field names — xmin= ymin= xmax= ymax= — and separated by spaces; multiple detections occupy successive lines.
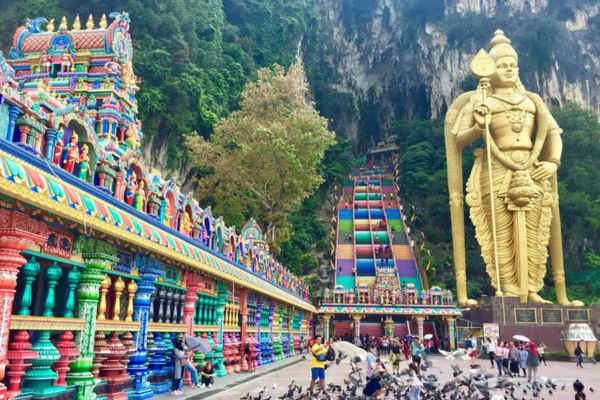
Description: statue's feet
xmin=528 ymin=293 xmax=552 ymax=304
xmin=458 ymin=298 xmax=478 ymax=308
xmin=558 ymin=299 xmax=585 ymax=307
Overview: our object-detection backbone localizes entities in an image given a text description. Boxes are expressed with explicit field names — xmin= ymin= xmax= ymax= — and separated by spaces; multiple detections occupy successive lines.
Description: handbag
xmin=313 ymin=350 xmax=327 ymax=362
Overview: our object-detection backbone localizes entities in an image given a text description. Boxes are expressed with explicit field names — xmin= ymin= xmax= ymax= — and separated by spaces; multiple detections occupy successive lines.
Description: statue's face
xmin=492 ymin=56 xmax=519 ymax=88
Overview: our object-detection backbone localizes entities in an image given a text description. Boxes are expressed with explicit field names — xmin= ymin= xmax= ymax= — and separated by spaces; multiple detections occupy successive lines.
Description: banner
xmin=483 ymin=323 xmax=500 ymax=339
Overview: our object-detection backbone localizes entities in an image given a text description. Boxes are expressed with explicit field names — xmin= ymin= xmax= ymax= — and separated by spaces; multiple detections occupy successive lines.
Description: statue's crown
xmin=488 ymin=29 xmax=518 ymax=62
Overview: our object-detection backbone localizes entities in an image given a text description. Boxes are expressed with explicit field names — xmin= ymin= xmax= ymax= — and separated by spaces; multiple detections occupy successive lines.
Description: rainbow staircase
xmin=334 ymin=165 xmax=422 ymax=296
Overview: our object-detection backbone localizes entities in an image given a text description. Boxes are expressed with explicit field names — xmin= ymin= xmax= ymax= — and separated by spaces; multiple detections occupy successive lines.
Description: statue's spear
xmin=470 ymin=50 xmax=503 ymax=297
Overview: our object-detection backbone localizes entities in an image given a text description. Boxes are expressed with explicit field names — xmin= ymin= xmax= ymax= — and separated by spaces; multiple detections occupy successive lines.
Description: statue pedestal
xmin=466 ymin=297 xmax=600 ymax=352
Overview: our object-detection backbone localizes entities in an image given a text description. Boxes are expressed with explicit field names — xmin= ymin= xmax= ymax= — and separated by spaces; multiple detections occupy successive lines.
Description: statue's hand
xmin=473 ymin=102 xmax=490 ymax=131
xmin=532 ymin=161 xmax=558 ymax=181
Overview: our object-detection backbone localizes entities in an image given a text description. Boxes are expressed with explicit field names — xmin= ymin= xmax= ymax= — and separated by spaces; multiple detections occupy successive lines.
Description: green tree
xmin=186 ymin=64 xmax=336 ymax=246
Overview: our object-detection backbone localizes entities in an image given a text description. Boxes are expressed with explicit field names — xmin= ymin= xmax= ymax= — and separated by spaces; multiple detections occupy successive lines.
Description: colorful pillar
xmin=414 ymin=316 xmax=425 ymax=339
xmin=0 ymin=210 xmax=48 ymax=400
xmin=239 ymin=289 xmax=249 ymax=371
xmin=44 ymin=128 xmax=59 ymax=162
xmin=352 ymin=314 xmax=362 ymax=339
xmin=322 ymin=315 xmax=331 ymax=341
xmin=129 ymin=255 xmax=163 ymax=400
xmin=445 ymin=317 xmax=456 ymax=350
xmin=182 ymin=271 xmax=202 ymax=386
xmin=6 ymin=105 xmax=22 ymax=142
xmin=214 ymin=282 xmax=228 ymax=377
xmin=67 ymin=237 xmax=118 ymax=400
xmin=268 ymin=300 xmax=276 ymax=363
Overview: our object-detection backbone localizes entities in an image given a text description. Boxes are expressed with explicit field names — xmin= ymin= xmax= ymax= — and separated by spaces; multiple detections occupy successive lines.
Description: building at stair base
xmin=321 ymin=140 xmax=460 ymax=348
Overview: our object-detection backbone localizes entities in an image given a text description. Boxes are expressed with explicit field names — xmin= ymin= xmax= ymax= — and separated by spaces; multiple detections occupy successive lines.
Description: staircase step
xmin=393 ymin=245 xmax=413 ymax=259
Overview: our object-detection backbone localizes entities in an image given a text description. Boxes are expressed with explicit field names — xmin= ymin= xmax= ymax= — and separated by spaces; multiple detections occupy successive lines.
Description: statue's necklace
xmin=492 ymin=94 xmax=528 ymax=133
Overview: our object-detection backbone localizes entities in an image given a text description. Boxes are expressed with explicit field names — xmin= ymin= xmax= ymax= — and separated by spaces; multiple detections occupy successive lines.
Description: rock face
xmin=308 ymin=0 xmax=600 ymax=147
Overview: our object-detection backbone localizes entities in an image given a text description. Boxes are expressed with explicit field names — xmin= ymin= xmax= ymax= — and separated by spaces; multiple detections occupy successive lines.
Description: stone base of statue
xmin=465 ymin=297 xmax=599 ymax=354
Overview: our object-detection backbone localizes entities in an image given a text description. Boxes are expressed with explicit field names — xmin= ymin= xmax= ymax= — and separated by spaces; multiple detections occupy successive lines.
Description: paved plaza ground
xmin=154 ymin=354 xmax=600 ymax=400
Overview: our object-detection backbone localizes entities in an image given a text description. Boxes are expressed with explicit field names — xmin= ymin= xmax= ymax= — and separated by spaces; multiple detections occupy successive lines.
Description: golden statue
xmin=445 ymin=30 xmax=583 ymax=307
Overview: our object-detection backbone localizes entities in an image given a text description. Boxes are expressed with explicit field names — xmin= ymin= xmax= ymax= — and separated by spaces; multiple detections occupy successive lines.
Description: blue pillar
xmin=44 ymin=128 xmax=59 ymax=162
xmin=129 ymin=256 xmax=164 ymax=400
xmin=6 ymin=105 xmax=22 ymax=142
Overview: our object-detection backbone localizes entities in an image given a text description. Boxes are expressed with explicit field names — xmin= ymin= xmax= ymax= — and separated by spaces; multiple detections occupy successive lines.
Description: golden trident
xmin=470 ymin=49 xmax=503 ymax=297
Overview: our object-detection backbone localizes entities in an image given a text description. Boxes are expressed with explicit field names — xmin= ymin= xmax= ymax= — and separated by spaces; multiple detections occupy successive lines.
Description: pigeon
xmin=591 ymin=388 xmax=595 ymax=393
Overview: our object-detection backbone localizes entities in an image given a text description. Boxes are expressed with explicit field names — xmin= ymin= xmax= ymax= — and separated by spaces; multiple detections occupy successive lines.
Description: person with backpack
xmin=170 ymin=337 xmax=188 ymax=395
xmin=309 ymin=335 xmax=329 ymax=395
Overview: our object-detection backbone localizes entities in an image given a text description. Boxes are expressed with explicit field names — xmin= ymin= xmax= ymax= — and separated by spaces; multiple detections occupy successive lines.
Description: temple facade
xmin=0 ymin=13 xmax=313 ymax=400
xmin=318 ymin=140 xmax=460 ymax=347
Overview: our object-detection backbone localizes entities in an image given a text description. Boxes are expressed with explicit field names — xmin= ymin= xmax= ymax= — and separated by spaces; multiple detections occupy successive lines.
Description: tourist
xmin=179 ymin=342 xmax=201 ymax=390
xmin=381 ymin=337 xmax=390 ymax=355
xmin=378 ymin=244 xmax=384 ymax=255
xmin=509 ymin=342 xmax=519 ymax=376
xmin=575 ymin=341 xmax=584 ymax=368
xmin=366 ymin=343 xmax=379 ymax=379
xmin=170 ymin=338 xmax=187 ymax=395
xmin=390 ymin=340 xmax=402 ymax=376
xmin=404 ymin=339 xmax=411 ymax=361
xmin=467 ymin=337 xmax=478 ymax=366
xmin=407 ymin=362 xmax=422 ymax=400
xmin=525 ymin=342 xmax=539 ymax=382
xmin=494 ymin=341 xmax=504 ymax=376
xmin=518 ymin=345 xmax=528 ymax=377
xmin=502 ymin=342 xmax=510 ymax=372
xmin=439 ymin=337 xmax=445 ymax=353
xmin=411 ymin=337 xmax=424 ymax=373
xmin=574 ymin=380 xmax=587 ymax=400
xmin=363 ymin=365 xmax=385 ymax=398
xmin=309 ymin=335 xmax=329 ymax=395
xmin=374 ymin=234 xmax=379 ymax=244
xmin=246 ymin=342 xmax=256 ymax=373
xmin=354 ymin=335 xmax=362 ymax=348
xmin=199 ymin=362 xmax=215 ymax=388
xmin=484 ymin=338 xmax=496 ymax=368
xmin=537 ymin=342 xmax=547 ymax=366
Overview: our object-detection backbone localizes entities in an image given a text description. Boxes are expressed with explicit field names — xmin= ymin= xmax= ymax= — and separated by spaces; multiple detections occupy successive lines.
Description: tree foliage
xmin=186 ymin=64 xmax=336 ymax=247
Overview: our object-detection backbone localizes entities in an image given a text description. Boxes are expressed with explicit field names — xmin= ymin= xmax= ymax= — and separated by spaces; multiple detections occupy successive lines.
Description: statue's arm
xmin=454 ymin=103 xmax=481 ymax=148
xmin=540 ymin=102 xmax=563 ymax=166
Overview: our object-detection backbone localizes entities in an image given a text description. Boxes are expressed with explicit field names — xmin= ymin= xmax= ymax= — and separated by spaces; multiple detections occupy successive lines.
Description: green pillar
xmin=17 ymin=257 xmax=41 ymax=316
xmin=214 ymin=282 xmax=228 ymax=377
xmin=66 ymin=237 xmax=118 ymax=400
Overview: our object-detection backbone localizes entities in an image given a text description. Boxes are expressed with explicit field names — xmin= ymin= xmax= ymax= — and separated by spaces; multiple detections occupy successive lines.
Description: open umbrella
xmin=512 ymin=335 xmax=530 ymax=342
xmin=424 ymin=334 xmax=433 ymax=340
xmin=185 ymin=336 xmax=212 ymax=353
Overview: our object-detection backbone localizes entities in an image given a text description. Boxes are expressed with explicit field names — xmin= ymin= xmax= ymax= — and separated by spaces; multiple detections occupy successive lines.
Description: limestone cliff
xmin=307 ymin=0 xmax=600 ymax=148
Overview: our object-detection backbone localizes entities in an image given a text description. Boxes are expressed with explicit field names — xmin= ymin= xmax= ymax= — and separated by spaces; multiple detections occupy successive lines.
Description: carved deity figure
xmin=445 ymin=30 xmax=583 ymax=307
xmin=134 ymin=180 xmax=146 ymax=212
xmin=61 ymin=49 xmax=73 ymax=72
xmin=163 ymin=202 xmax=173 ymax=227
xmin=53 ymin=137 xmax=64 ymax=166
xmin=180 ymin=213 xmax=193 ymax=237
xmin=77 ymin=144 xmax=91 ymax=180
xmin=62 ymin=133 xmax=79 ymax=173
xmin=40 ymin=50 xmax=52 ymax=74
xmin=124 ymin=172 xmax=138 ymax=206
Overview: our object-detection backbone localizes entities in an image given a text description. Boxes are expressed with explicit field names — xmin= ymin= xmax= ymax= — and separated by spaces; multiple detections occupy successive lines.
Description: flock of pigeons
xmin=235 ymin=346 xmax=593 ymax=400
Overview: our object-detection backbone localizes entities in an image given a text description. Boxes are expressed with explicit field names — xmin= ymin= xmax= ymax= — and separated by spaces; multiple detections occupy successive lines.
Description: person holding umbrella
xmin=181 ymin=335 xmax=213 ymax=389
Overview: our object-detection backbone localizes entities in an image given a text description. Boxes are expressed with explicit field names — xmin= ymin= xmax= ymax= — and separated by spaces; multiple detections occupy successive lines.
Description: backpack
xmin=326 ymin=347 xmax=336 ymax=361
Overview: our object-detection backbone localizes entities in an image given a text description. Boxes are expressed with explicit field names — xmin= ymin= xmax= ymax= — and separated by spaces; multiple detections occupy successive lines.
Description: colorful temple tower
xmin=0 ymin=13 xmax=314 ymax=400
xmin=319 ymin=139 xmax=459 ymax=347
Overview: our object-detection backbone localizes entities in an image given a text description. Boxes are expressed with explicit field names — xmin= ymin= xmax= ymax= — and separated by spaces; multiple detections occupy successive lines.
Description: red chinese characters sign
xmin=43 ymin=229 xmax=73 ymax=258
